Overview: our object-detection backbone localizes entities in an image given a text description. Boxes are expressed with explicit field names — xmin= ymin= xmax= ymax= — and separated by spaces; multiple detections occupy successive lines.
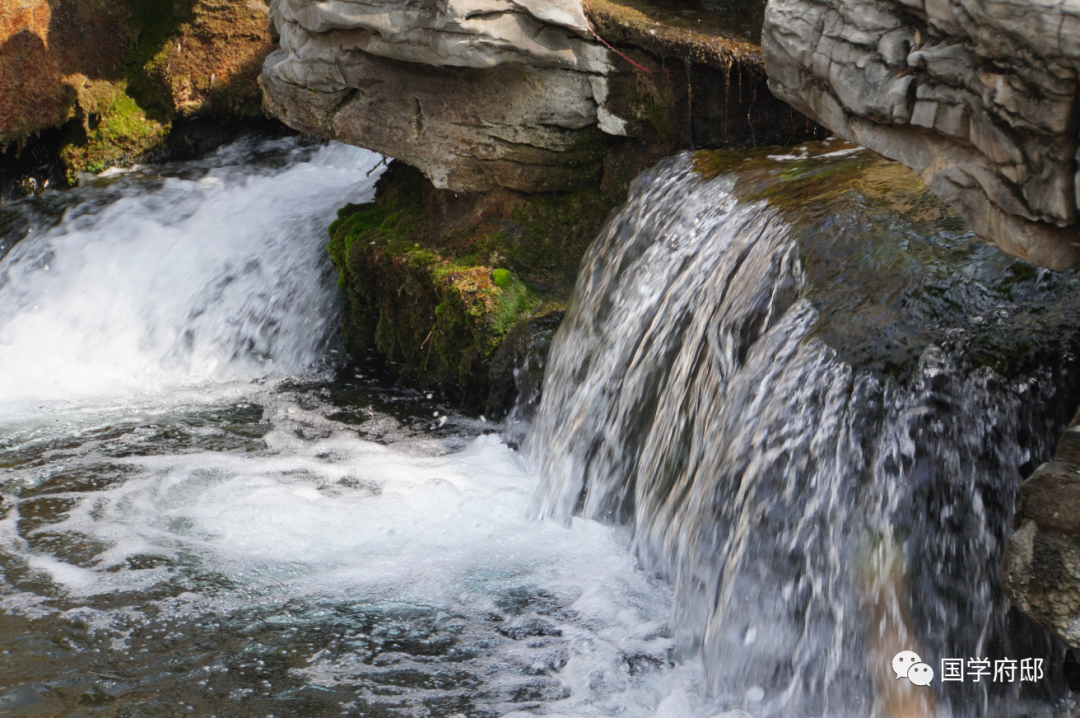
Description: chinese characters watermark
xmin=894 ymin=652 xmax=1044 ymax=686
xmin=938 ymin=657 xmax=1043 ymax=683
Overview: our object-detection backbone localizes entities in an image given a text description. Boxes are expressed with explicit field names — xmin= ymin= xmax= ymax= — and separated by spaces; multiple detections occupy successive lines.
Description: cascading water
xmin=4 ymin=131 xmax=1080 ymax=718
xmin=0 ymin=137 xmax=714 ymax=718
xmin=0 ymin=136 xmax=378 ymax=410
xmin=527 ymin=144 xmax=1080 ymax=717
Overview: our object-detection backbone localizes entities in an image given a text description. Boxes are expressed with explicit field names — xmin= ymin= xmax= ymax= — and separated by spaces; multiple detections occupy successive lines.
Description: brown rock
xmin=0 ymin=0 xmax=128 ymax=145
xmin=1 ymin=0 xmax=274 ymax=174
xmin=1001 ymin=419 xmax=1080 ymax=649
xmin=1014 ymin=462 xmax=1080 ymax=534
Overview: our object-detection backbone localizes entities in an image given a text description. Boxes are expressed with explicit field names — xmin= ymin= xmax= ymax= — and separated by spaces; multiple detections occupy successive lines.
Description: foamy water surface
xmin=0 ymin=136 xmax=733 ymax=718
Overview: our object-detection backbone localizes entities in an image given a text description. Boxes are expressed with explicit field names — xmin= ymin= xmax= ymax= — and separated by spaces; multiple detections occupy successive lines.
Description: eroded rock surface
xmin=762 ymin=0 xmax=1080 ymax=269
xmin=1002 ymin=405 xmax=1080 ymax=649
xmin=1 ymin=0 xmax=274 ymax=176
xmin=261 ymin=0 xmax=819 ymax=193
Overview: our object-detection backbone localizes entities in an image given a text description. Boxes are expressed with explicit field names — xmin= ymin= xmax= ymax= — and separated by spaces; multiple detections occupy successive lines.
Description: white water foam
xmin=0 ymin=137 xmax=731 ymax=716
xmin=0 ymin=392 xmax=736 ymax=717
xmin=0 ymin=139 xmax=381 ymax=412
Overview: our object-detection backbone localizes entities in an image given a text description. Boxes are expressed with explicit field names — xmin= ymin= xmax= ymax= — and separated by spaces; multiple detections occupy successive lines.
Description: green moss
xmin=60 ymin=79 xmax=167 ymax=179
xmin=585 ymin=0 xmax=762 ymax=62
xmin=694 ymin=139 xmax=1080 ymax=384
xmin=124 ymin=0 xmax=193 ymax=121
xmin=1006 ymin=261 xmax=1038 ymax=284
xmin=326 ymin=160 xmax=618 ymax=411
xmin=646 ymin=102 xmax=672 ymax=144
xmin=693 ymin=142 xmax=933 ymax=225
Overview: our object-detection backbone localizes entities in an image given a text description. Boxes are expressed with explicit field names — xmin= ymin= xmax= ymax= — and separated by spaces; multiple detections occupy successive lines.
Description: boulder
xmin=1001 ymin=415 xmax=1080 ymax=649
xmin=1 ymin=0 xmax=275 ymax=177
xmin=261 ymin=0 xmax=822 ymax=193
xmin=762 ymin=0 xmax=1080 ymax=270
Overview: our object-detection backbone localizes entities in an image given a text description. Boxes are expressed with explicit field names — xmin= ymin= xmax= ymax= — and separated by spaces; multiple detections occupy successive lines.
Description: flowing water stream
xmin=0 ymin=137 xmax=711 ymax=718
xmin=528 ymin=145 xmax=1080 ymax=717
xmin=2 ymin=135 xmax=1080 ymax=718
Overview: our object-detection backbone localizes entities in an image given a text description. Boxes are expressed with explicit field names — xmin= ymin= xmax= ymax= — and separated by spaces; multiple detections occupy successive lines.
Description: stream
xmin=2 ymin=135 xmax=1080 ymax=717
xmin=0 ymin=138 xmax=705 ymax=718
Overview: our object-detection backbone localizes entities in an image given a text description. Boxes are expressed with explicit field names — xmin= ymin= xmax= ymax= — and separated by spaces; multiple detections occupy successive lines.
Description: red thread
xmin=583 ymin=7 xmax=670 ymax=77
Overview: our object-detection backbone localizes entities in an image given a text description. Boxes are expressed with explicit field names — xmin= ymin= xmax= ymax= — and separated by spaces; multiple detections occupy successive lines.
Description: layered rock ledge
xmin=260 ymin=0 xmax=821 ymax=193
xmin=260 ymin=0 xmax=824 ymax=404
xmin=763 ymin=0 xmax=1080 ymax=270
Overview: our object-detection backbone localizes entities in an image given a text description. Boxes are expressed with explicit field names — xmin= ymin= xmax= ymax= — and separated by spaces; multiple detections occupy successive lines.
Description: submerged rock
xmin=762 ymin=0 xmax=1080 ymax=270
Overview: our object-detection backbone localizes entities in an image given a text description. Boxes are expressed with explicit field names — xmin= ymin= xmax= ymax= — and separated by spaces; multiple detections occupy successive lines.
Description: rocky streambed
xmin=6 ymin=0 xmax=1080 ymax=714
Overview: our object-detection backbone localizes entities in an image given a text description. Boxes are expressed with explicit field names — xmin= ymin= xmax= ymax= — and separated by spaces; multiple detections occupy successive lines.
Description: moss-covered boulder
xmin=1 ymin=0 xmax=273 ymax=181
xmin=327 ymin=161 xmax=621 ymax=414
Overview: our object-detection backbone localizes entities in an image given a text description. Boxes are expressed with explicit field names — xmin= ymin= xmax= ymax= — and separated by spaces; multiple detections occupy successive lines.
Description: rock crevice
xmin=763 ymin=0 xmax=1080 ymax=269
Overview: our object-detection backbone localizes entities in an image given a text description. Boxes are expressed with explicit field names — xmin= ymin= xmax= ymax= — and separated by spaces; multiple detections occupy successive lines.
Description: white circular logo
xmin=892 ymin=650 xmax=922 ymax=680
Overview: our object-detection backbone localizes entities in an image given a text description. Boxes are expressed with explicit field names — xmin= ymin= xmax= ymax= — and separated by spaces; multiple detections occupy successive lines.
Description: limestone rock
xmin=762 ymin=0 xmax=1080 ymax=269
xmin=261 ymin=44 xmax=606 ymax=192
xmin=261 ymin=0 xmax=614 ymax=192
xmin=262 ymin=0 xmax=822 ymax=193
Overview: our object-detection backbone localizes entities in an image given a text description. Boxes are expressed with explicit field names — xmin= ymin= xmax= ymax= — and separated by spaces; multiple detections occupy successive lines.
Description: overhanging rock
xmin=261 ymin=0 xmax=821 ymax=193
xmin=763 ymin=0 xmax=1080 ymax=270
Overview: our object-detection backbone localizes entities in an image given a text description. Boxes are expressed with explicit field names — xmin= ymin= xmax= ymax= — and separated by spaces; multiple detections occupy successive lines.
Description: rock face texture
xmin=1 ymin=0 xmax=274 ymax=176
xmin=762 ymin=0 xmax=1080 ymax=270
xmin=1001 ymin=411 xmax=1080 ymax=648
xmin=1 ymin=0 xmax=129 ymax=145
xmin=261 ymin=0 xmax=820 ymax=193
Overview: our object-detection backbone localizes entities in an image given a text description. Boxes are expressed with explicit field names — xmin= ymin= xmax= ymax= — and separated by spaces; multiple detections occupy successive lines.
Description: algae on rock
xmin=693 ymin=140 xmax=1080 ymax=384
xmin=1 ymin=0 xmax=274 ymax=181
xmin=327 ymin=161 xmax=621 ymax=414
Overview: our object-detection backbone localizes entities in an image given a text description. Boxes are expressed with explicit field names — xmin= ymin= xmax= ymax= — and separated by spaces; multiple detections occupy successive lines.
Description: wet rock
xmin=1002 ymin=410 xmax=1080 ymax=649
xmin=762 ymin=0 xmax=1080 ymax=270
xmin=1001 ymin=519 xmax=1080 ymax=649
xmin=325 ymin=161 xmax=613 ymax=413
xmin=1014 ymin=462 xmax=1080 ymax=535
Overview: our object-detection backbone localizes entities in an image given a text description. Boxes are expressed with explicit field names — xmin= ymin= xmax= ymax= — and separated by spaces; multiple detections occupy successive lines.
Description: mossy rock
xmin=2 ymin=0 xmax=273 ymax=180
xmin=327 ymin=161 xmax=623 ymax=413
xmin=59 ymin=77 xmax=168 ymax=179
xmin=694 ymin=140 xmax=1080 ymax=383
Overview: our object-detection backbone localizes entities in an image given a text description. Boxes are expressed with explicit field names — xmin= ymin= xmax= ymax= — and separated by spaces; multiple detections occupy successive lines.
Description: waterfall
xmin=4 ymin=128 xmax=1080 ymax=717
xmin=0 ymin=136 xmax=382 ymax=414
xmin=527 ymin=146 xmax=1080 ymax=716
xmin=0 ymin=136 xmax=712 ymax=718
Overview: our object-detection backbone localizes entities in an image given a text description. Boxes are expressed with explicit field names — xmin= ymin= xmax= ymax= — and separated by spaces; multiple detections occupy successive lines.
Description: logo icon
xmin=893 ymin=650 xmax=934 ymax=685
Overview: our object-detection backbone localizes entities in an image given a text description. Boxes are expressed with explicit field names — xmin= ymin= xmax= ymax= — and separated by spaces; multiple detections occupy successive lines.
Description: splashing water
xmin=527 ymin=146 xmax=1080 ymax=717
xmin=5 ymin=133 xmax=1080 ymax=718
xmin=0 ymin=137 xmax=729 ymax=718
xmin=0 ymin=137 xmax=380 ymax=411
